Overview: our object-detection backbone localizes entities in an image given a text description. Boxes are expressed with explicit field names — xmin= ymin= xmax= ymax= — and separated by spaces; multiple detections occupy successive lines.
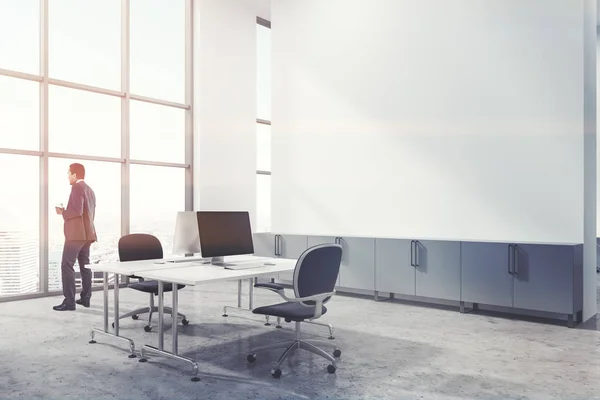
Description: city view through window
xmin=0 ymin=1 xmax=272 ymax=299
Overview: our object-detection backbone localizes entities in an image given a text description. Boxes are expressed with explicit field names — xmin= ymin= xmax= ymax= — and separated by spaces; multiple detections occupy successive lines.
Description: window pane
xmin=0 ymin=154 xmax=39 ymax=296
xmin=257 ymin=24 xmax=271 ymax=121
xmin=0 ymin=76 xmax=39 ymax=150
xmin=49 ymin=0 xmax=121 ymax=89
xmin=130 ymin=0 xmax=185 ymax=102
xmin=130 ymin=101 xmax=185 ymax=163
xmin=0 ymin=0 xmax=39 ymax=74
xmin=49 ymin=85 xmax=121 ymax=157
xmin=256 ymin=123 xmax=271 ymax=172
xmin=130 ymin=165 xmax=185 ymax=254
xmin=48 ymin=159 xmax=120 ymax=291
xmin=256 ymin=174 xmax=271 ymax=233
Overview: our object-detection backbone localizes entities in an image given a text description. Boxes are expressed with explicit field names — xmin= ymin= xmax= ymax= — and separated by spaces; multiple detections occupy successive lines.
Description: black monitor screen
xmin=196 ymin=211 xmax=254 ymax=258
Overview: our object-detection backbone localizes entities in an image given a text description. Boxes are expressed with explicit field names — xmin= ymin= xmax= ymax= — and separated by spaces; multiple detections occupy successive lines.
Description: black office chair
xmin=115 ymin=233 xmax=189 ymax=332
xmin=246 ymin=243 xmax=343 ymax=378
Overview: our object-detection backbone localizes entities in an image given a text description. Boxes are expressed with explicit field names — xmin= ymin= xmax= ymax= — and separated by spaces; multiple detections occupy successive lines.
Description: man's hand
xmin=55 ymin=207 xmax=64 ymax=215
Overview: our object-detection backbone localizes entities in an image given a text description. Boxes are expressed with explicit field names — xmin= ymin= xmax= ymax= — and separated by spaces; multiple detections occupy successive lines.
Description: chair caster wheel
xmin=191 ymin=377 xmax=200 ymax=382
xmin=128 ymin=354 xmax=137 ymax=359
xmin=222 ymin=314 xmax=228 ymax=317
xmin=271 ymin=368 xmax=282 ymax=378
xmin=328 ymin=336 xmax=335 ymax=340
xmin=132 ymin=315 xmax=139 ymax=320
xmin=144 ymin=326 xmax=152 ymax=332
xmin=327 ymin=364 xmax=336 ymax=374
xmin=182 ymin=318 xmax=189 ymax=326
xmin=247 ymin=354 xmax=256 ymax=363
xmin=333 ymin=349 xmax=341 ymax=358
xmin=89 ymin=340 xmax=96 ymax=344
xmin=138 ymin=358 xmax=148 ymax=363
xmin=111 ymin=322 xmax=114 ymax=328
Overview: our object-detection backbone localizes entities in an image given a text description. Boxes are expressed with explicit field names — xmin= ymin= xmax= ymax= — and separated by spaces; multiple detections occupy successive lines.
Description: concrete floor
xmin=1 ymin=281 xmax=600 ymax=400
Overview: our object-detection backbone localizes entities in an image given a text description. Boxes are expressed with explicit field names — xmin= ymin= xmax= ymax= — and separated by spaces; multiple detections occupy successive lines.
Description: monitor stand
xmin=210 ymin=256 xmax=236 ymax=267
xmin=166 ymin=253 xmax=207 ymax=263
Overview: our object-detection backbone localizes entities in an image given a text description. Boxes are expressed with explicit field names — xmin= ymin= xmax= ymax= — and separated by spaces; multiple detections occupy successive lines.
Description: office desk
xmin=133 ymin=259 xmax=297 ymax=381
xmin=88 ymin=259 xmax=207 ymax=358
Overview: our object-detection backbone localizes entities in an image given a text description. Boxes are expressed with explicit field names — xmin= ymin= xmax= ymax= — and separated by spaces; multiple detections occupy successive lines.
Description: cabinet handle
xmin=414 ymin=240 xmax=419 ymax=267
xmin=508 ymin=244 xmax=512 ymax=274
xmin=513 ymin=244 xmax=518 ymax=276
xmin=410 ymin=240 xmax=415 ymax=267
xmin=274 ymin=235 xmax=281 ymax=256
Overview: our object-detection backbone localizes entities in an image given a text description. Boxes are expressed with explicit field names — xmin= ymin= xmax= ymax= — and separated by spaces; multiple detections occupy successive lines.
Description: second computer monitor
xmin=196 ymin=211 xmax=254 ymax=261
xmin=172 ymin=211 xmax=202 ymax=256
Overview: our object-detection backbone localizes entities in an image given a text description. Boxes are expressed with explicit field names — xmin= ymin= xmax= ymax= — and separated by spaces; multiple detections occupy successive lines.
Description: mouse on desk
xmin=154 ymin=260 xmax=166 ymax=264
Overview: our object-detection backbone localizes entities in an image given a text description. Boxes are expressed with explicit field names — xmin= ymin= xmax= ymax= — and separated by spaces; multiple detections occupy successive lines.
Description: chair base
xmin=118 ymin=293 xmax=188 ymax=331
xmin=247 ymin=321 xmax=341 ymax=377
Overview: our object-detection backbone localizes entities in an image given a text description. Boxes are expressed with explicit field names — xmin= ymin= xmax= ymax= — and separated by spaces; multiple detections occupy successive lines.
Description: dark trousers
xmin=61 ymin=240 xmax=92 ymax=307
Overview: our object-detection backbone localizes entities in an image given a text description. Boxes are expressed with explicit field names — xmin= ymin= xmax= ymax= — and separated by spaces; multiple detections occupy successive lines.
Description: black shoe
xmin=53 ymin=303 xmax=76 ymax=311
xmin=76 ymin=298 xmax=90 ymax=308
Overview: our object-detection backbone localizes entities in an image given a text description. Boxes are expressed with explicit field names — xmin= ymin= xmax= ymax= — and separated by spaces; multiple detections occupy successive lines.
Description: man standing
xmin=53 ymin=163 xmax=97 ymax=311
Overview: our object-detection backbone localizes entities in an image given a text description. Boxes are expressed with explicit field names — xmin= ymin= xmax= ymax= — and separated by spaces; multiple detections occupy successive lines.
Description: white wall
xmin=272 ymin=0 xmax=586 ymax=244
xmin=192 ymin=0 xmax=266 ymax=232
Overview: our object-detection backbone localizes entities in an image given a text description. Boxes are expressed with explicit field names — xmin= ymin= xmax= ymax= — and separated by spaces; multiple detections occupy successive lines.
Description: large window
xmin=0 ymin=1 xmax=192 ymax=300
xmin=0 ymin=76 xmax=39 ymax=150
xmin=0 ymin=0 xmax=39 ymax=74
xmin=256 ymin=19 xmax=272 ymax=233
xmin=130 ymin=0 xmax=185 ymax=102
xmin=0 ymin=154 xmax=40 ymax=296
xmin=48 ymin=86 xmax=121 ymax=157
xmin=130 ymin=165 xmax=185 ymax=255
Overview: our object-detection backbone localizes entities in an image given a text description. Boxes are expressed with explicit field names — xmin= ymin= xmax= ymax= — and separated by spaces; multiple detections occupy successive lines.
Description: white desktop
xmin=162 ymin=211 xmax=207 ymax=263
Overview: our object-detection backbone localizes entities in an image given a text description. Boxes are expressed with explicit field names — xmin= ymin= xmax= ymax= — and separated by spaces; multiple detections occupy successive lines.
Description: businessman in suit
xmin=53 ymin=163 xmax=97 ymax=311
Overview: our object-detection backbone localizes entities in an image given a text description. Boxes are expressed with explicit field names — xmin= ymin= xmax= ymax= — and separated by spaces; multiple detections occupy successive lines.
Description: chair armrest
xmin=279 ymin=291 xmax=336 ymax=320
xmin=254 ymin=282 xmax=285 ymax=292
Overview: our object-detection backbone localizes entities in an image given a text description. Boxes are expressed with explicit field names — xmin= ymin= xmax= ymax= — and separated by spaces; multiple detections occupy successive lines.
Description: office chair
xmin=246 ymin=243 xmax=343 ymax=378
xmin=114 ymin=233 xmax=189 ymax=332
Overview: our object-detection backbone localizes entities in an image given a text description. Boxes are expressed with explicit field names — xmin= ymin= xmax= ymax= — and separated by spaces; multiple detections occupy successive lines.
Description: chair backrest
xmin=293 ymin=243 xmax=343 ymax=307
xmin=118 ymin=233 xmax=163 ymax=262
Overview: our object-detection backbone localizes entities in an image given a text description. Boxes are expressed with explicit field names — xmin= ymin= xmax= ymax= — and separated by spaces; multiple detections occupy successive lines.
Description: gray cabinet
xmin=277 ymin=235 xmax=308 ymax=259
xmin=337 ymin=237 xmax=375 ymax=291
xmin=461 ymin=242 xmax=513 ymax=308
xmin=253 ymin=233 xmax=277 ymax=257
xmin=414 ymin=240 xmax=461 ymax=301
xmin=513 ymin=244 xmax=574 ymax=314
xmin=375 ymin=239 xmax=415 ymax=296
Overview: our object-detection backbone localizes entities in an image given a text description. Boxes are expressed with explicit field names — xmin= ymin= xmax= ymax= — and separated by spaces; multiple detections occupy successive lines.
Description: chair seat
xmin=128 ymin=280 xmax=185 ymax=294
xmin=252 ymin=302 xmax=327 ymax=322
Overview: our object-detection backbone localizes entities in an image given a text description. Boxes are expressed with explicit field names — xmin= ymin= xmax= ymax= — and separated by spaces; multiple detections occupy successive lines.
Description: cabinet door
xmin=461 ymin=242 xmax=513 ymax=307
xmin=415 ymin=240 xmax=461 ymax=301
xmin=338 ymin=237 xmax=375 ymax=291
xmin=375 ymin=239 xmax=414 ymax=295
xmin=253 ymin=233 xmax=276 ymax=257
xmin=279 ymin=235 xmax=308 ymax=259
xmin=513 ymin=244 xmax=574 ymax=314
xmin=307 ymin=236 xmax=340 ymax=286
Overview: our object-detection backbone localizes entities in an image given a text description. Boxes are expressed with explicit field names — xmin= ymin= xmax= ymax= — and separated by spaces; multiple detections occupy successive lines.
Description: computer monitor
xmin=172 ymin=211 xmax=202 ymax=257
xmin=196 ymin=211 xmax=254 ymax=265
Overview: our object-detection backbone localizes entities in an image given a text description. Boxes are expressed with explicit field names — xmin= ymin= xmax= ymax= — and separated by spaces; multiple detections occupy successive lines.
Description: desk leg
xmin=89 ymin=272 xmax=136 ymax=358
xmin=140 ymin=281 xmax=200 ymax=381
xmin=222 ymin=277 xmax=270 ymax=326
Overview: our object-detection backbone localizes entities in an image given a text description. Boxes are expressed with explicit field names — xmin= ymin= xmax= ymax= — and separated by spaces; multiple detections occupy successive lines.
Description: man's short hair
xmin=69 ymin=163 xmax=85 ymax=179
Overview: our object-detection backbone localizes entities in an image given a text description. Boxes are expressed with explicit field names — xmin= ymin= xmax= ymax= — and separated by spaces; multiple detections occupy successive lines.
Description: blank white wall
xmin=192 ymin=0 xmax=262 ymax=231
xmin=272 ymin=0 xmax=586 ymax=244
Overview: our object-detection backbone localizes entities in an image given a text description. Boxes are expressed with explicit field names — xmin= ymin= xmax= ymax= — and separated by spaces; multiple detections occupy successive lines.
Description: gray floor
xmin=1 ymin=281 xmax=600 ymax=400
